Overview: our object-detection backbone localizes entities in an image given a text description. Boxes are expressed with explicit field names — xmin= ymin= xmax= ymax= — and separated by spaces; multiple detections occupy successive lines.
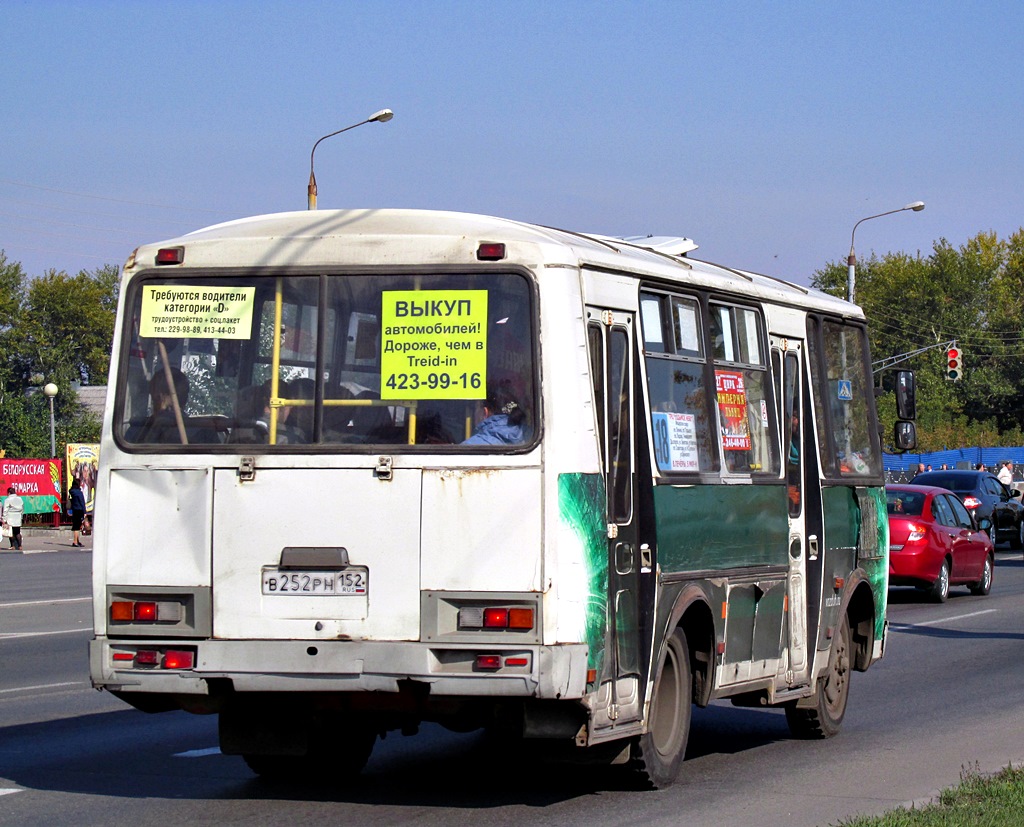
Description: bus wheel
xmin=243 ymin=724 xmax=376 ymax=781
xmin=631 ymin=627 xmax=691 ymax=789
xmin=785 ymin=614 xmax=850 ymax=739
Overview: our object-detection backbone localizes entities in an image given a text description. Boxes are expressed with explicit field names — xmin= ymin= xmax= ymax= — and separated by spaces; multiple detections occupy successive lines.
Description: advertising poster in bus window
xmin=652 ymin=412 xmax=700 ymax=472
xmin=138 ymin=286 xmax=255 ymax=339
xmin=66 ymin=443 xmax=100 ymax=513
xmin=0 ymin=458 xmax=62 ymax=515
xmin=379 ymin=290 xmax=488 ymax=400
xmin=715 ymin=370 xmax=751 ymax=451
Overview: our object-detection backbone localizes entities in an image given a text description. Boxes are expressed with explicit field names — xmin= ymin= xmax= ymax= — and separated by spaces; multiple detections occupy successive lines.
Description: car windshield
xmin=887 ymin=490 xmax=925 ymax=516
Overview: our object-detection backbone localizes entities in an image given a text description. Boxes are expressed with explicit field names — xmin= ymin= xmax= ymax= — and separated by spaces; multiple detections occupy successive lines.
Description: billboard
xmin=0 ymin=458 xmax=63 ymax=515
xmin=67 ymin=443 xmax=100 ymax=513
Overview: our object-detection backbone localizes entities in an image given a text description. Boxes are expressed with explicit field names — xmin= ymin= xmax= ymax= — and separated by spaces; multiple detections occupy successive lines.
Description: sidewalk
xmin=0 ymin=526 xmax=92 ymax=554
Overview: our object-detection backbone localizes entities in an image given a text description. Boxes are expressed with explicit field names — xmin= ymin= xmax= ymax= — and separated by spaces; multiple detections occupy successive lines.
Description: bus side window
xmin=711 ymin=303 xmax=778 ymax=476
xmin=639 ymin=291 xmax=717 ymax=474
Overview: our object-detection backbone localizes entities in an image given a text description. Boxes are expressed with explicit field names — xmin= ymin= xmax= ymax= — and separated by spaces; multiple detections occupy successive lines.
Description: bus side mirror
xmin=893 ymin=421 xmax=916 ymax=452
xmin=895 ymin=370 xmax=916 ymax=421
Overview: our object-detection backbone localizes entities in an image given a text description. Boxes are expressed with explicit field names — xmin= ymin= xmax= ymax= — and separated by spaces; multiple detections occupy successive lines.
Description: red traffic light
xmin=946 ymin=346 xmax=963 ymax=381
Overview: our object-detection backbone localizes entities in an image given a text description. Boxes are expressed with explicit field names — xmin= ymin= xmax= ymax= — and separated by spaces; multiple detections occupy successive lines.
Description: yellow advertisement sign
xmin=66 ymin=443 xmax=100 ymax=512
xmin=139 ymin=286 xmax=255 ymax=339
xmin=380 ymin=290 xmax=488 ymax=399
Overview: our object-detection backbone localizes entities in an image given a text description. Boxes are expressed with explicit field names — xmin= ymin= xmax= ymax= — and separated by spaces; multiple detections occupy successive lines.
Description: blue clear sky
xmin=3 ymin=1 xmax=1022 ymax=286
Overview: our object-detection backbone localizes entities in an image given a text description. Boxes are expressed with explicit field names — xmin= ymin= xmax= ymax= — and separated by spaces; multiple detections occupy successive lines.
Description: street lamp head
xmin=307 ymin=107 xmax=395 ymax=210
xmin=847 ymin=200 xmax=926 ymax=303
xmin=42 ymin=383 xmax=58 ymax=399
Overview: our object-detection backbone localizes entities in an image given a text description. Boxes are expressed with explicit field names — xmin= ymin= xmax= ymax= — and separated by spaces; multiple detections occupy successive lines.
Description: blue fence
xmin=883 ymin=447 xmax=1024 ymax=473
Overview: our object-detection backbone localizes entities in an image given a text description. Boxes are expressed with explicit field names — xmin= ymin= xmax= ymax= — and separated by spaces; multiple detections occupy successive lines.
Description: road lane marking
xmin=890 ymin=609 xmax=997 ymax=630
xmin=0 ymin=628 xmax=92 ymax=640
xmin=0 ymin=789 xmax=22 ymax=796
xmin=175 ymin=747 xmax=222 ymax=758
xmin=0 ymin=597 xmax=91 ymax=608
xmin=0 ymin=681 xmax=84 ymax=695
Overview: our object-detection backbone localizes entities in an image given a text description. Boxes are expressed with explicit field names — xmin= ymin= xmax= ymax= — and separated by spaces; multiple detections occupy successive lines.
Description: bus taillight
xmin=112 ymin=648 xmax=195 ymax=669
xmin=162 ymin=650 xmax=194 ymax=669
xmin=483 ymin=608 xmax=508 ymax=628
xmin=134 ymin=602 xmax=158 ymax=621
xmin=109 ymin=599 xmax=184 ymax=623
xmin=459 ymin=606 xmax=535 ymax=631
xmin=156 ymin=246 xmax=184 ymax=265
xmin=476 ymin=242 xmax=506 ymax=261
xmin=110 ymin=601 xmax=134 ymax=621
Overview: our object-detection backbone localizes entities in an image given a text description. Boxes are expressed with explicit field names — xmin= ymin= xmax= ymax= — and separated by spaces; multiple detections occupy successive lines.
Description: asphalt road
xmin=1 ymin=546 xmax=1023 ymax=827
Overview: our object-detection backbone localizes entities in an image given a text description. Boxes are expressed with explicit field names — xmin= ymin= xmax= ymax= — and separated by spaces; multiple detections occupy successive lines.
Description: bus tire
xmin=631 ymin=627 xmax=691 ymax=789
xmin=785 ymin=614 xmax=850 ymax=740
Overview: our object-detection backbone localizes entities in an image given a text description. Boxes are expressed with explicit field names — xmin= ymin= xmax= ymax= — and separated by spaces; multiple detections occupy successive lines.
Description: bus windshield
xmin=115 ymin=271 xmax=536 ymax=449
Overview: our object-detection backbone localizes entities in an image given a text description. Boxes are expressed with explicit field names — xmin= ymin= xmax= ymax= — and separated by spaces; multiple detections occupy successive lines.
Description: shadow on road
xmin=0 ymin=700 xmax=794 ymax=806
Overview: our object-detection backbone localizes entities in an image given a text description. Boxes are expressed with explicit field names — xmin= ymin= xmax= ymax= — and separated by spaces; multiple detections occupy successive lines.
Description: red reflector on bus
xmin=112 ymin=652 xmax=135 ymax=662
xmin=162 ymin=650 xmax=194 ymax=670
xmin=476 ymin=242 xmax=506 ymax=261
xmin=110 ymin=601 xmax=134 ymax=621
xmin=476 ymin=655 xmax=502 ymax=670
xmin=504 ymin=656 xmax=529 ymax=667
xmin=156 ymin=246 xmax=184 ymax=265
xmin=134 ymin=602 xmax=158 ymax=621
xmin=483 ymin=608 xmax=508 ymax=628
xmin=135 ymin=650 xmax=159 ymax=665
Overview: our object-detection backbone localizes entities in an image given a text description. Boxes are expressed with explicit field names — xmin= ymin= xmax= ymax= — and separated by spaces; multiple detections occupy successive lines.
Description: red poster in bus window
xmin=715 ymin=370 xmax=751 ymax=451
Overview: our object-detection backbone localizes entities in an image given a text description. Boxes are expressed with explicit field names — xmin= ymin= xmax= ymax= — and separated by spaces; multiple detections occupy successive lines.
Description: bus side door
xmin=774 ymin=338 xmax=811 ymax=686
xmin=587 ymin=308 xmax=642 ymax=726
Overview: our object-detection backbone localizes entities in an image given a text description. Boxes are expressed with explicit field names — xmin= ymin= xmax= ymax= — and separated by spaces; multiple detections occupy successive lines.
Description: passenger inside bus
xmin=323 ymin=385 xmax=395 ymax=443
xmin=283 ymin=377 xmax=315 ymax=443
xmin=125 ymin=366 xmax=221 ymax=444
xmin=462 ymin=382 xmax=527 ymax=445
xmin=228 ymin=383 xmax=271 ymax=444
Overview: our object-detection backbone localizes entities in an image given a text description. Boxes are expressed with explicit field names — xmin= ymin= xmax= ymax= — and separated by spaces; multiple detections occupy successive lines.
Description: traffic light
xmin=946 ymin=345 xmax=962 ymax=381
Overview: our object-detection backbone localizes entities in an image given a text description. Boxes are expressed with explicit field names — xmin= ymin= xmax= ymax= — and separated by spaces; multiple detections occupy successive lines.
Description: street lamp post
xmin=847 ymin=201 xmax=925 ymax=303
xmin=307 ymin=108 xmax=394 ymax=210
xmin=42 ymin=382 xmax=58 ymax=458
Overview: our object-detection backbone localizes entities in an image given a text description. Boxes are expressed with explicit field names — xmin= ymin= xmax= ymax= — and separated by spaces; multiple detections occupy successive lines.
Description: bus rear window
xmin=115 ymin=272 xmax=536 ymax=450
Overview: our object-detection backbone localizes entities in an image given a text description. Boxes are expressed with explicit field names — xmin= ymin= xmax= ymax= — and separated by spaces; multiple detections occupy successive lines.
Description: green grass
xmin=838 ymin=765 xmax=1024 ymax=826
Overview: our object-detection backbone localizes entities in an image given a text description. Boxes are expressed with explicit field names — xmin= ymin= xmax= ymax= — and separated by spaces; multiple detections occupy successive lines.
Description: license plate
xmin=261 ymin=567 xmax=368 ymax=596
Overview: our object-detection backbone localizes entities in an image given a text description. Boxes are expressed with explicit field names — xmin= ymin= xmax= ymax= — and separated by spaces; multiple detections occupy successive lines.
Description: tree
xmin=0 ymin=253 xmax=118 ymax=458
xmin=811 ymin=229 xmax=1024 ymax=451
xmin=15 ymin=265 xmax=119 ymax=387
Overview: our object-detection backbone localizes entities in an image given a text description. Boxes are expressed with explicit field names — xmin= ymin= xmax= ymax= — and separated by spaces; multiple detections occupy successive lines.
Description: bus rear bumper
xmin=89 ymin=637 xmax=590 ymax=700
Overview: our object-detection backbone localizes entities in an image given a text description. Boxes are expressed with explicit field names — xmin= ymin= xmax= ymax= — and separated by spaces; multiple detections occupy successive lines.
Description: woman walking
xmin=69 ymin=478 xmax=87 ymax=547
xmin=2 ymin=487 xmax=24 ymax=551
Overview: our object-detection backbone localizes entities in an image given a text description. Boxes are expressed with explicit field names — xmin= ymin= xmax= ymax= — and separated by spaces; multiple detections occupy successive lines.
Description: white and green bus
xmin=90 ymin=209 xmax=915 ymax=787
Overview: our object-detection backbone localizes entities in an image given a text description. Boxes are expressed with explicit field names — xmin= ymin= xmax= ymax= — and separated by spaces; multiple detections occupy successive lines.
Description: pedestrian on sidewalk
xmin=69 ymin=478 xmax=87 ymax=547
xmin=2 ymin=486 xmax=24 ymax=551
